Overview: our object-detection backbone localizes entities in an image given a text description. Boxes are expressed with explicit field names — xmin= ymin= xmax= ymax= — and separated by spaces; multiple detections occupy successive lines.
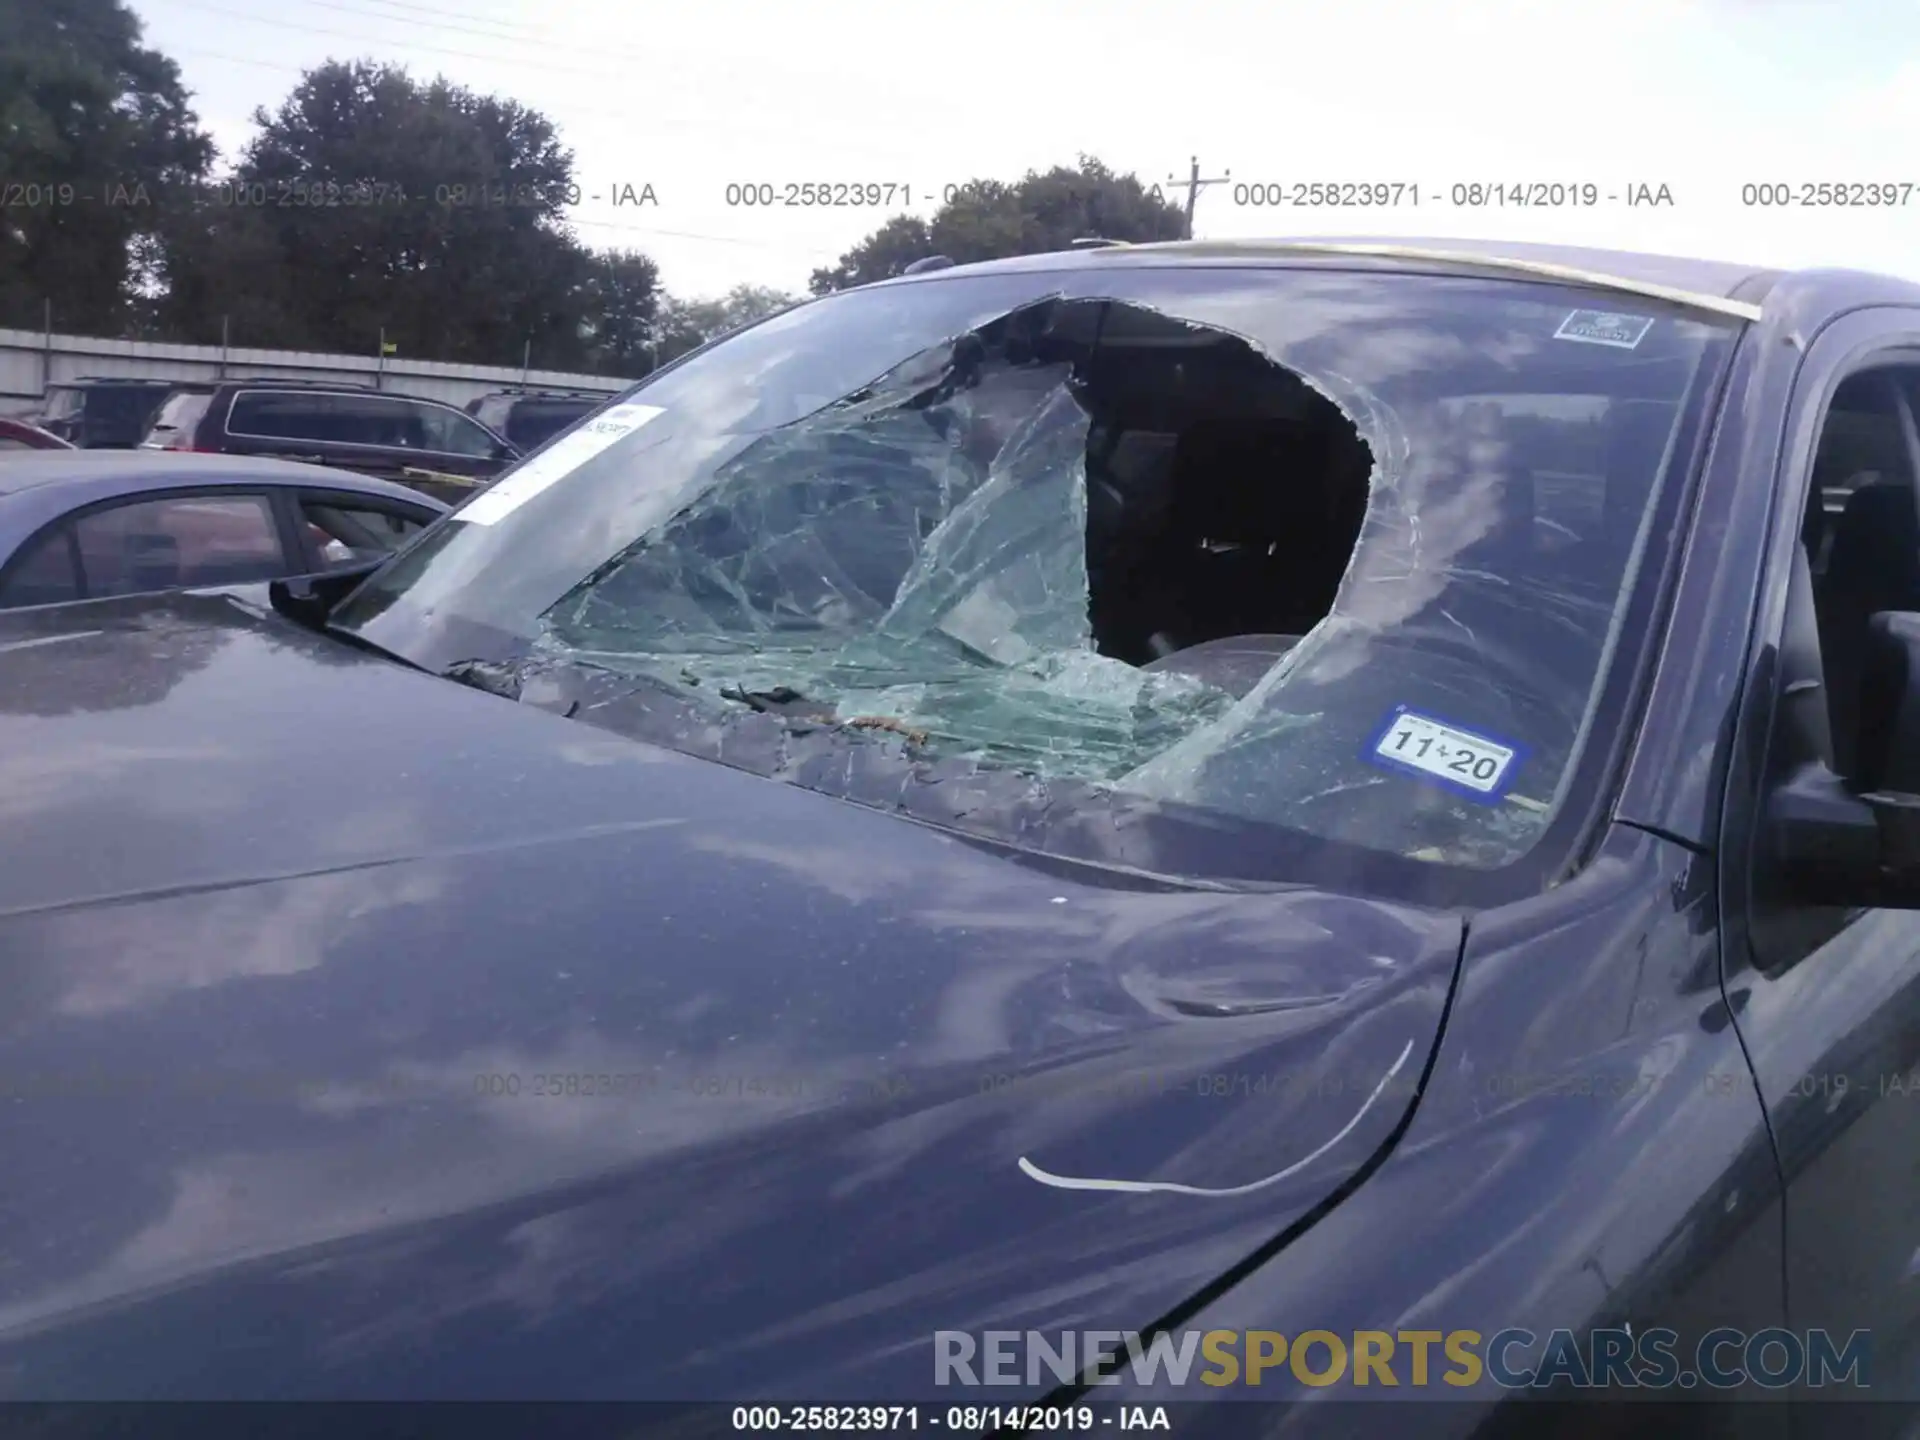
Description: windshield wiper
xmin=440 ymin=657 xmax=529 ymax=700
xmin=717 ymin=682 xmax=834 ymax=721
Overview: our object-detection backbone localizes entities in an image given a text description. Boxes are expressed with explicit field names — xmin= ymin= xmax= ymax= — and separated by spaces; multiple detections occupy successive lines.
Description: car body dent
xmin=8 ymin=247 xmax=1920 ymax=1427
xmin=0 ymin=590 xmax=1462 ymax=1399
xmin=1092 ymin=824 xmax=1789 ymax=1414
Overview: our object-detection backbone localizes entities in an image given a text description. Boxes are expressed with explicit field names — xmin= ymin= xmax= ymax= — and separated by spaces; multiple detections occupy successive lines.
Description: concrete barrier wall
xmin=0 ymin=327 xmax=634 ymax=414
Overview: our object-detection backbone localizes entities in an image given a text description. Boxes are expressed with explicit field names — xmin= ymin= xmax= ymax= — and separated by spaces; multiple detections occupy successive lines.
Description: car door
xmin=406 ymin=397 xmax=517 ymax=483
xmin=60 ymin=490 xmax=293 ymax=599
xmin=217 ymin=389 xmax=348 ymax=467
xmin=1718 ymin=316 xmax=1920 ymax=1437
xmin=0 ymin=524 xmax=84 ymax=608
xmin=223 ymin=392 xmax=508 ymax=502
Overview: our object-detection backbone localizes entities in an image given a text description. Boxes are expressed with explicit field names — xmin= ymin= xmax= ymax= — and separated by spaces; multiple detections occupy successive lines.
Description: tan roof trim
xmin=1093 ymin=239 xmax=1765 ymax=321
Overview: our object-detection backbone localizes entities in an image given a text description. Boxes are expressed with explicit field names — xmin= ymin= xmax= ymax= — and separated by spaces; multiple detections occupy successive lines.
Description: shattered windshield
xmin=334 ymin=265 xmax=1735 ymax=893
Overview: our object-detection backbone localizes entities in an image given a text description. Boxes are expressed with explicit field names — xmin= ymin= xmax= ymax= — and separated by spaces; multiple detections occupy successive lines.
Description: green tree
xmin=0 ymin=0 xmax=213 ymax=333
xmin=809 ymin=158 xmax=1183 ymax=294
xmin=808 ymin=214 xmax=931 ymax=295
xmin=651 ymin=282 xmax=802 ymax=367
xmin=155 ymin=60 xmax=601 ymax=365
xmin=577 ymin=248 xmax=662 ymax=374
xmin=717 ymin=282 xmax=801 ymax=328
xmin=649 ymin=298 xmax=711 ymax=366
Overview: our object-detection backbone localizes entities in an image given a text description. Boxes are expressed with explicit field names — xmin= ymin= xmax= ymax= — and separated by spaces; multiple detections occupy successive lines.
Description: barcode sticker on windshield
xmin=1365 ymin=706 xmax=1525 ymax=802
xmin=1553 ymin=310 xmax=1654 ymax=350
xmin=459 ymin=402 xmax=667 ymax=526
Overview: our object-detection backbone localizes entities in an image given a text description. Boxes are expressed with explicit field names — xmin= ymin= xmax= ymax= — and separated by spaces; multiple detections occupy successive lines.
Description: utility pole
xmin=1168 ymin=155 xmax=1232 ymax=239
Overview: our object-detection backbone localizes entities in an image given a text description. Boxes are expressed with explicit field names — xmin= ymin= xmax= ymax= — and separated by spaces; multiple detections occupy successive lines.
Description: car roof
xmin=187 ymin=380 xmax=389 ymax=393
xmin=51 ymin=377 xmax=177 ymax=387
xmin=163 ymin=380 xmax=466 ymax=398
xmin=478 ymin=390 xmax=604 ymax=401
xmin=869 ymin=236 xmax=1795 ymax=310
xmin=0 ymin=451 xmax=450 ymax=508
xmin=0 ymin=416 xmax=66 ymax=437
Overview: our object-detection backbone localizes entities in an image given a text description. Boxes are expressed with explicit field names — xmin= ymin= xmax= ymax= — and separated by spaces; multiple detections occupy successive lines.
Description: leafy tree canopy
xmin=810 ymin=156 xmax=1183 ymax=294
xmin=0 ymin=0 xmax=213 ymax=332
xmin=155 ymin=60 xmax=596 ymax=365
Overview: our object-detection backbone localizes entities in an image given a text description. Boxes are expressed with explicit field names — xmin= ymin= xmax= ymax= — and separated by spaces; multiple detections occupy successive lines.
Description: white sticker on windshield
xmin=459 ymin=402 xmax=667 ymax=526
xmin=1364 ymin=706 xmax=1525 ymax=803
xmin=1553 ymin=310 xmax=1654 ymax=350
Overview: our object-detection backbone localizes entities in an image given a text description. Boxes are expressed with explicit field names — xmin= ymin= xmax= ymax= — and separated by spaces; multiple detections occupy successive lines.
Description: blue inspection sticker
xmin=1363 ymin=706 xmax=1529 ymax=804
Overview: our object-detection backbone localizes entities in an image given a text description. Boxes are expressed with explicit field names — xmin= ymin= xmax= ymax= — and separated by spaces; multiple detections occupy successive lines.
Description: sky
xmin=130 ymin=0 xmax=1920 ymax=301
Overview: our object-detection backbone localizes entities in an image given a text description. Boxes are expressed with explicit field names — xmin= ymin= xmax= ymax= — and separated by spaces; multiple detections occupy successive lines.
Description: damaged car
xmin=2 ymin=238 xmax=1919 ymax=1437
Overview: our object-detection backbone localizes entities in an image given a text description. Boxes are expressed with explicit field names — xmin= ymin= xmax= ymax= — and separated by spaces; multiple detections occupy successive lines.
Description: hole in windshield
xmin=543 ymin=298 xmax=1371 ymax=783
xmin=335 ymin=271 xmax=1733 ymax=892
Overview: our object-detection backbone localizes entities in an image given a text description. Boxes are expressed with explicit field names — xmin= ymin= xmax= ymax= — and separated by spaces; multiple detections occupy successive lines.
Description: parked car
xmin=466 ymin=387 xmax=610 ymax=451
xmin=139 ymin=380 xmax=519 ymax=503
xmin=4 ymin=238 xmax=1920 ymax=1435
xmin=0 ymin=416 xmax=74 ymax=451
xmin=28 ymin=377 xmax=176 ymax=448
xmin=0 ymin=451 xmax=447 ymax=609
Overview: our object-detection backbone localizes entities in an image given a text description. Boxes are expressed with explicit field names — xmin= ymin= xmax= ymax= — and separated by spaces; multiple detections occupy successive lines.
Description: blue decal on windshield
xmin=1363 ymin=705 xmax=1529 ymax=804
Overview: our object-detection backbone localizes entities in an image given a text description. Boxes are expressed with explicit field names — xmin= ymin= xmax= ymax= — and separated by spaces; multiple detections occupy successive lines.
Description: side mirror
xmin=1770 ymin=611 xmax=1920 ymax=907
xmin=268 ymin=558 xmax=384 ymax=630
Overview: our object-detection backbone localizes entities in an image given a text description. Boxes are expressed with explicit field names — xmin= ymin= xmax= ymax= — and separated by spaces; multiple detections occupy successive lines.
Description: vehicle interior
xmin=985 ymin=300 xmax=1673 ymax=704
xmin=1799 ymin=369 xmax=1920 ymax=778
xmin=1074 ymin=321 xmax=1370 ymax=682
xmin=564 ymin=290 xmax=1696 ymax=805
xmin=592 ymin=297 xmax=1387 ymax=693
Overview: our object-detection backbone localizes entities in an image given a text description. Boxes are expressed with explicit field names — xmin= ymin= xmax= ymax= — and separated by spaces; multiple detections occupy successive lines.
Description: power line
xmin=162 ymin=0 xmax=938 ymax=172
xmin=167 ymin=0 xmax=645 ymax=85
xmin=566 ymin=217 xmax=817 ymax=252
xmin=168 ymin=5 xmax=1199 ymax=225
xmin=288 ymin=0 xmax=987 ymax=131
xmin=166 ymin=29 xmax=1211 ymax=260
xmin=173 ymin=45 xmax=305 ymax=76
xmin=164 ymin=52 xmax=825 ymax=255
xmin=310 ymin=0 xmax=558 ymax=45
xmin=300 ymin=0 xmax=650 ymax=63
xmin=173 ymin=44 xmax=760 ymax=143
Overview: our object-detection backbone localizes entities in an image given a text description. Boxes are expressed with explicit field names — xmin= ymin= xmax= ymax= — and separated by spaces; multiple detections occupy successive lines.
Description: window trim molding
xmin=224 ymin=388 xmax=504 ymax=460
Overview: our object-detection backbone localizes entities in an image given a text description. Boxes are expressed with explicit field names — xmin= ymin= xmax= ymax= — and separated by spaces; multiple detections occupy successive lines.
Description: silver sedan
xmin=0 ymin=452 xmax=450 ymax=609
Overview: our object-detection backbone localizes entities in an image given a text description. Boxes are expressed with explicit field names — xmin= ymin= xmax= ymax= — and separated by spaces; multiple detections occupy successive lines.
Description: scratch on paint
xmin=0 ymin=631 xmax=105 ymax=655
xmin=1016 ymin=1038 xmax=1417 ymax=1198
